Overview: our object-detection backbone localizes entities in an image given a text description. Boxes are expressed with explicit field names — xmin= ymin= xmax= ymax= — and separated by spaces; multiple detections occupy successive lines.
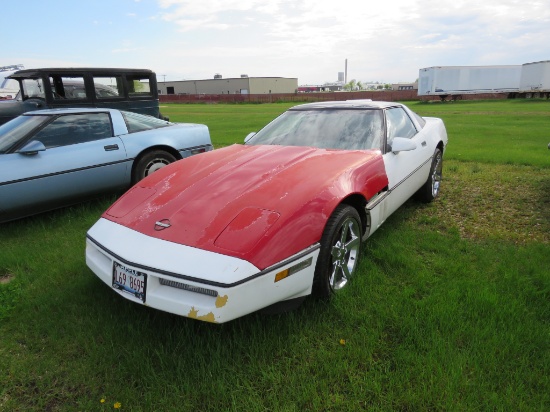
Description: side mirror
xmin=18 ymin=140 xmax=46 ymax=155
xmin=391 ymin=137 xmax=417 ymax=154
xmin=244 ymin=132 xmax=256 ymax=143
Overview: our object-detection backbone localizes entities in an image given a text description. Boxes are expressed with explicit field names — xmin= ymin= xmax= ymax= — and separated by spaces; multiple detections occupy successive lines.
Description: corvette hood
xmin=102 ymin=144 xmax=387 ymax=269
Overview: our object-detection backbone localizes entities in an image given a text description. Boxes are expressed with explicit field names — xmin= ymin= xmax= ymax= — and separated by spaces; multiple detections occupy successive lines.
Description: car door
xmin=0 ymin=112 xmax=129 ymax=221
xmin=381 ymin=107 xmax=433 ymax=218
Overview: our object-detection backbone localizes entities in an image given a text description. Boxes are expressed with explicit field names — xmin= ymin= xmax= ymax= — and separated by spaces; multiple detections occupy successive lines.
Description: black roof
xmin=9 ymin=68 xmax=154 ymax=79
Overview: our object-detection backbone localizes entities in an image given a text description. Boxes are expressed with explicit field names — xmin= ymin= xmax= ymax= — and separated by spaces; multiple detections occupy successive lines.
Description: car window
xmin=121 ymin=111 xmax=171 ymax=133
xmin=246 ymin=109 xmax=384 ymax=151
xmin=22 ymin=78 xmax=45 ymax=99
xmin=32 ymin=113 xmax=113 ymax=149
xmin=0 ymin=115 xmax=49 ymax=153
xmin=407 ymin=108 xmax=426 ymax=128
xmin=127 ymin=75 xmax=152 ymax=97
xmin=385 ymin=107 xmax=418 ymax=143
xmin=93 ymin=76 xmax=124 ymax=98
xmin=49 ymin=76 xmax=87 ymax=100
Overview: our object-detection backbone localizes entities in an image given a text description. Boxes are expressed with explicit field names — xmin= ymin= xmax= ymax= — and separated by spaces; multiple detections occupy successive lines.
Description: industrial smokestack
xmin=345 ymin=59 xmax=348 ymax=84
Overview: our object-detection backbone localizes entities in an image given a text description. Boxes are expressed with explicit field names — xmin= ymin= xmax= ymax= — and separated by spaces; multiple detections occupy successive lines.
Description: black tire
xmin=415 ymin=148 xmax=443 ymax=203
xmin=313 ymin=204 xmax=362 ymax=298
xmin=132 ymin=150 xmax=177 ymax=183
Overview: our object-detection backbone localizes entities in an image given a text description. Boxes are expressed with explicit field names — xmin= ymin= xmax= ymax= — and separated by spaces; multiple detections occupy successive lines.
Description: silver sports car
xmin=0 ymin=108 xmax=212 ymax=223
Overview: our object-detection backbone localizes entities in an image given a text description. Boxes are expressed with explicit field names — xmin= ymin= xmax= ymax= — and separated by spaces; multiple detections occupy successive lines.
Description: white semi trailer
xmin=418 ymin=65 xmax=522 ymax=100
xmin=518 ymin=60 xmax=550 ymax=98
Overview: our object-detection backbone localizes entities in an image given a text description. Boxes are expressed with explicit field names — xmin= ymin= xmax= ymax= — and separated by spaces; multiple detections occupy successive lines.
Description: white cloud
xmin=8 ymin=0 xmax=545 ymax=85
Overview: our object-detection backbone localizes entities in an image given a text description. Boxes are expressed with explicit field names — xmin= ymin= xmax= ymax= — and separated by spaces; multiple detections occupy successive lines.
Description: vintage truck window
xmin=49 ymin=75 xmax=86 ymax=99
xmin=93 ymin=76 xmax=124 ymax=98
xmin=22 ymin=78 xmax=45 ymax=99
xmin=127 ymin=74 xmax=152 ymax=96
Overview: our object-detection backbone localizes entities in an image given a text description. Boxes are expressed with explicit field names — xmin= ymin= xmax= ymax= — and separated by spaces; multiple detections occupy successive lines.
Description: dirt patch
xmin=408 ymin=160 xmax=550 ymax=244
xmin=0 ymin=274 xmax=14 ymax=284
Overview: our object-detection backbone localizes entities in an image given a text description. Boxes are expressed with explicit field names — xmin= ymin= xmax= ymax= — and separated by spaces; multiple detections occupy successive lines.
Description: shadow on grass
xmin=537 ymin=175 xmax=550 ymax=230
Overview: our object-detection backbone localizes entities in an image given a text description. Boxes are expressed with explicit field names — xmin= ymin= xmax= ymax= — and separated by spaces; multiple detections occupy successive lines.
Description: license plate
xmin=112 ymin=262 xmax=147 ymax=302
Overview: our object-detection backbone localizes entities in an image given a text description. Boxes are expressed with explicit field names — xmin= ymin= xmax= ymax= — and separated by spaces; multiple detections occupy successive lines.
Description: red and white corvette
xmin=86 ymin=101 xmax=448 ymax=323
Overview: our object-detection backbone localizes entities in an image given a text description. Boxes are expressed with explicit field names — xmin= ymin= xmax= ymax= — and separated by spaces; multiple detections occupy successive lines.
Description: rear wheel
xmin=313 ymin=204 xmax=362 ymax=298
xmin=415 ymin=148 xmax=443 ymax=203
xmin=132 ymin=150 xmax=176 ymax=183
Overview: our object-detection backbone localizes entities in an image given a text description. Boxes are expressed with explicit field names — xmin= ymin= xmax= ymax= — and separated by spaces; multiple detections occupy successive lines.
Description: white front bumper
xmin=86 ymin=218 xmax=319 ymax=323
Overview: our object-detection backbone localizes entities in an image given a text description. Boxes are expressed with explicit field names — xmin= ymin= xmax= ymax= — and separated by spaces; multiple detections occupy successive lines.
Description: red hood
xmin=103 ymin=144 xmax=388 ymax=269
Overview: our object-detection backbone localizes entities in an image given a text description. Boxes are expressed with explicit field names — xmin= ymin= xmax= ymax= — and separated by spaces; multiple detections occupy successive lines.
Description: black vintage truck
xmin=0 ymin=67 xmax=165 ymax=125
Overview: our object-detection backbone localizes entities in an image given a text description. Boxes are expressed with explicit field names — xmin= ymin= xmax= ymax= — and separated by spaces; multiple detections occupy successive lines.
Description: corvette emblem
xmin=154 ymin=219 xmax=172 ymax=231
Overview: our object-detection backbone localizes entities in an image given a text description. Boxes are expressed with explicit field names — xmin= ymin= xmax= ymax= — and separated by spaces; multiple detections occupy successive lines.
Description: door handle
xmin=104 ymin=144 xmax=119 ymax=151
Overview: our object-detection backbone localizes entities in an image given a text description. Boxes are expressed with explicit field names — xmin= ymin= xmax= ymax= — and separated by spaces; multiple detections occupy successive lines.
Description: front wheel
xmin=313 ymin=204 xmax=362 ymax=298
xmin=132 ymin=150 xmax=177 ymax=183
xmin=415 ymin=148 xmax=443 ymax=203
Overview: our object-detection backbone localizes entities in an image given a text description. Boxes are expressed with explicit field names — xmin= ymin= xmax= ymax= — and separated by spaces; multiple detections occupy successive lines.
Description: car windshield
xmin=0 ymin=115 xmax=49 ymax=153
xmin=246 ymin=108 xmax=384 ymax=151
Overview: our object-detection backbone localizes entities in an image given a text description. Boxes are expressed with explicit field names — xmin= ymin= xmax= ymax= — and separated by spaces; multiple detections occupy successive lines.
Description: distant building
xmin=298 ymin=83 xmax=343 ymax=92
xmin=391 ymin=80 xmax=418 ymax=91
xmin=158 ymin=75 xmax=298 ymax=95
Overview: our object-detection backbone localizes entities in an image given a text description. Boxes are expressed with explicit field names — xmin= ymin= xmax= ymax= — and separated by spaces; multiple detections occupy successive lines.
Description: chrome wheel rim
xmin=329 ymin=216 xmax=361 ymax=291
xmin=431 ymin=152 xmax=442 ymax=197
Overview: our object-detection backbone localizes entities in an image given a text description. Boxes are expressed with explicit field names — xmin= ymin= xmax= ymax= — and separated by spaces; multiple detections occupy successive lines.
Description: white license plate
xmin=112 ymin=262 xmax=147 ymax=302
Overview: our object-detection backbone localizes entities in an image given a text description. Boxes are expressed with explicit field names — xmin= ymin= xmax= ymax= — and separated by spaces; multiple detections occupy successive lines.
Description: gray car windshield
xmin=246 ymin=109 xmax=384 ymax=151
xmin=0 ymin=115 xmax=49 ymax=153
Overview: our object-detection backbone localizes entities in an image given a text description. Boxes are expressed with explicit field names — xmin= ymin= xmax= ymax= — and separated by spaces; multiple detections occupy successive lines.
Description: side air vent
xmin=159 ymin=278 xmax=218 ymax=297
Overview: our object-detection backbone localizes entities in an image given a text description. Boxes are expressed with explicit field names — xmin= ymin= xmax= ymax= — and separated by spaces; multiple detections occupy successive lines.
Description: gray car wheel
xmin=313 ymin=204 xmax=362 ymax=298
xmin=133 ymin=150 xmax=177 ymax=183
xmin=415 ymin=148 xmax=443 ymax=203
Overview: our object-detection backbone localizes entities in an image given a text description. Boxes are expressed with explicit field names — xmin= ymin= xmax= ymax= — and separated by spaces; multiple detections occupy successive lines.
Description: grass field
xmin=1 ymin=100 xmax=549 ymax=411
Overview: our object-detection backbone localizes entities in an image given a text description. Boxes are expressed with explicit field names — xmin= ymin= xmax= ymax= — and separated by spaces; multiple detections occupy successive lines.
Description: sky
xmin=2 ymin=0 xmax=549 ymax=85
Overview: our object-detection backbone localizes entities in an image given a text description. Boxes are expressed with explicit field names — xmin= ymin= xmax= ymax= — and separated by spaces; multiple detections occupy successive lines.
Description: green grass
xmin=1 ymin=100 xmax=549 ymax=411
xmin=160 ymin=102 xmax=296 ymax=148
xmin=409 ymin=100 xmax=550 ymax=167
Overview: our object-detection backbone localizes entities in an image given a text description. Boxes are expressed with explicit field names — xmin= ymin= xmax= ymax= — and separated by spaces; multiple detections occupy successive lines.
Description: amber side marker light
xmin=274 ymin=257 xmax=313 ymax=283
